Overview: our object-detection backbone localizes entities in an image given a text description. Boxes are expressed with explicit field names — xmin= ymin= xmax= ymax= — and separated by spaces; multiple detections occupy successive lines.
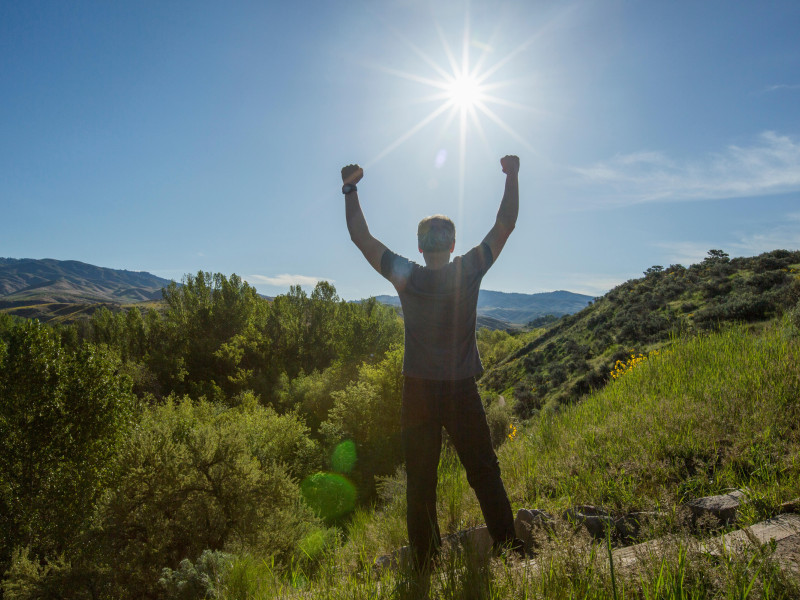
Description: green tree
xmin=0 ymin=320 xmax=134 ymax=576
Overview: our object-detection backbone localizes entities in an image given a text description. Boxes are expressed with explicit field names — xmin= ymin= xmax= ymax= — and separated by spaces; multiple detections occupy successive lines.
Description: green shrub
xmin=484 ymin=395 xmax=514 ymax=448
xmin=319 ymin=346 xmax=404 ymax=503
xmin=79 ymin=396 xmax=322 ymax=598
xmin=159 ymin=549 xmax=232 ymax=600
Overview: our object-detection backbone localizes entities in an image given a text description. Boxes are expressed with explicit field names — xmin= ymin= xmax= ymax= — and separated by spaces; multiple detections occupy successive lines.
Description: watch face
xmin=342 ymin=184 xmax=357 ymax=194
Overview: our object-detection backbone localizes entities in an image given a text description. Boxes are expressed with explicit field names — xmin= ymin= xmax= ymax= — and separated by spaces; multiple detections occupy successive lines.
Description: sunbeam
xmin=366 ymin=7 xmax=538 ymax=200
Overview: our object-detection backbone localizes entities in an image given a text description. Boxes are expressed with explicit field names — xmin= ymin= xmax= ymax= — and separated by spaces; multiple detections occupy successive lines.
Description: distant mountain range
xmin=0 ymin=258 xmax=172 ymax=321
xmin=0 ymin=257 xmax=593 ymax=327
xmin=375 ymin=289 xmax=594 ymax=327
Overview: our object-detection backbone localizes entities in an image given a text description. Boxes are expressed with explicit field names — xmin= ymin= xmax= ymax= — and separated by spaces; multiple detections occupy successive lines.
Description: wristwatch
xmin=342 ymin=184 xmax=358 ymax=195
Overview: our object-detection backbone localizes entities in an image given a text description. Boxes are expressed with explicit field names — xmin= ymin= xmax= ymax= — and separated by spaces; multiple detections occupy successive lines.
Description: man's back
xmin=381 ymin=243 xmax=494 ymax=381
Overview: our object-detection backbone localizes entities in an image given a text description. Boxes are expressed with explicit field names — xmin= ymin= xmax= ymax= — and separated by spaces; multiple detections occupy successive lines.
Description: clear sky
xmin=2 ymin=1 xmax=799 ymax=299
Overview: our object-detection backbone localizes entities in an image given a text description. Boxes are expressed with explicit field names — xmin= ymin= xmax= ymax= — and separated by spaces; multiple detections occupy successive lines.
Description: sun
xmin=445 ymin=72 xmax=484 ymax=111
xmin=365 ymin=11 xmax=536 ymax=185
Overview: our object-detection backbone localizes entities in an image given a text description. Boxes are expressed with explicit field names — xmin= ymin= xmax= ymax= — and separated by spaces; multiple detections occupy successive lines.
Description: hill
xmin=0 ymin=257 xmax=173 ymax=322
xmin=308 ymin=318 xmax=800 ymax=599
xmin=479 ymin=249 xmax=800 ymax=415
xmin=375 ymin=289 xmax=593 ymax=328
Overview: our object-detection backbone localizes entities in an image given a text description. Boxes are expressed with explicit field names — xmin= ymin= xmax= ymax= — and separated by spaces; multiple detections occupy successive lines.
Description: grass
xmin=211 ymin=318 xmax=800 ymax=598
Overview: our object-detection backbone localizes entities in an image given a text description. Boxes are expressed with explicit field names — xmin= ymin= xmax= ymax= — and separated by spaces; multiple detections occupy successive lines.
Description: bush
xmin=319 ymin=346 xmax=404 ymax=503
xmin=158 ymin=549 xmax=232 ymax=600
xmin=81 ymin=396 xmax=321 ymax=598
xmin=484 ymin=395 xmax=514 ymax=448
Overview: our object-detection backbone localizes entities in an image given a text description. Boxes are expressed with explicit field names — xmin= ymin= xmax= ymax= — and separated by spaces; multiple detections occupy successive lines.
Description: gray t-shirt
xmin=380 ymin=243 xmax=494 ymax=380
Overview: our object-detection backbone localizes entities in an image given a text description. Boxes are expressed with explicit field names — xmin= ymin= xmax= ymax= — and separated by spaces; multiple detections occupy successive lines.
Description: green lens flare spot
xmin=300 ymin=472 xmax=356 ymax=521
xmin=331 ymin=440 xmax=357 ymax=473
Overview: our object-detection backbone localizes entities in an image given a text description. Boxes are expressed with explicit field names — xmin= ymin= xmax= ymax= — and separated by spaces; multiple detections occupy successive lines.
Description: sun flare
xmin=366 ymin=14 xmax=535 ymax=172
xmin=365 ymin=10 xmax=538 ymax=212
xmin=445 ymin=73 xmax=484 ymax=111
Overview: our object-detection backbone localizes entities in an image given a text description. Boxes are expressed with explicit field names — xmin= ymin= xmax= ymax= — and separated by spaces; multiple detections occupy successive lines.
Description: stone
xmin=779 ymin=497 xmax=800 ymax=514
xmin=451 ymin=525 xmax=493 ymax=556
xmin=686 ymin=489 xmax=747 ymax=525
xmin=373 ymin=545 xmax=411 ymax=573
xmin=514 ymin=508 xmax=554 ymax=551
xmin=563 ymin=505 xmax=614 ymax=539
xmin=614 ymin=511 xmax=663 ymax=542
xmin=702 ymin=513 xmax=800 ymax=558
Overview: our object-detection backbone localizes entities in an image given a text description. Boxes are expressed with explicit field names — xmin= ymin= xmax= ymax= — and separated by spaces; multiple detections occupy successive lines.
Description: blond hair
xmin=417 ymin=215 xmax=455 ymax=252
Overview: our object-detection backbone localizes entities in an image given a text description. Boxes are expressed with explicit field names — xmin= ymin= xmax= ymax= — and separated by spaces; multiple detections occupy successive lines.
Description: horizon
xmin=2 ymin=251 xmax=772 ymax=302
xmin=2 ymin=1 xmax=799 ymax=299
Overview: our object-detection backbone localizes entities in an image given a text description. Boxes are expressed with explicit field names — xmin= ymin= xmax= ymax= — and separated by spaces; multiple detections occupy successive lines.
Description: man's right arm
xmin=481 ymin=155 xmax=520 ymax=261
xmin=342 ymin=164 xmax=389 ymax=275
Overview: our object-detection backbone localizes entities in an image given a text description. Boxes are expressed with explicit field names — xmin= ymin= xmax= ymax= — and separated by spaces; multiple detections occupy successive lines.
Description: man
xmin=341 ymin=155 xmax=522 ymax=570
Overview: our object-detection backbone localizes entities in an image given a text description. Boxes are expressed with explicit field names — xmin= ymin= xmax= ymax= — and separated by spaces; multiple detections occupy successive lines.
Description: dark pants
xmin=402 ymin=376 xmax=518 ymax=569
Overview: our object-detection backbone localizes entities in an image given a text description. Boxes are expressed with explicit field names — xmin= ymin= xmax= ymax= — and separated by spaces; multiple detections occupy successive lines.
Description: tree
xmin=0 ymin=320 xmax=134 ymax=575
xmin=705 ymin=249 xmax=730 ymax=262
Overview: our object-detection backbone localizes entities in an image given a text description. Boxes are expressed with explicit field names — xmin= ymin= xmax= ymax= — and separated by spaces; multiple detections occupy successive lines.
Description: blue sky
xmin=2 ymin=1 xmax=799 ymax=299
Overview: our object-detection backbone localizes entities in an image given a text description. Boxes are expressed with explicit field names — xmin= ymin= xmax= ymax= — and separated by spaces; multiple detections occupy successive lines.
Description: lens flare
xmin=331 ymin=440 xmax=357 ymax=473
xmin=300 ymin=472 xmax=356 ymax=522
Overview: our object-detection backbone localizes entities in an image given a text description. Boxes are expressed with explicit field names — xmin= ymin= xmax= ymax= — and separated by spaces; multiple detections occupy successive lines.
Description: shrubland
xmin=481 ymin=249 xmax=800 ymax=414
xmin=1 ymin=249 xmax=799 ymax=598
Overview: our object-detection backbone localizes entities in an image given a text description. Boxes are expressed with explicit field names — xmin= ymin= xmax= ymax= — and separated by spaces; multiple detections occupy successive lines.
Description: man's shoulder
xmin=381 ymin=249 xmax=420 ymax=289
xmin=454 ymin=242 xmax=494 ymax=272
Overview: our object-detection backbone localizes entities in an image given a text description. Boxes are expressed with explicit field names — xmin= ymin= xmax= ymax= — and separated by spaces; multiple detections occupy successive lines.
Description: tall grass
xmin=215 ymin=320 xmax=800 ymax=599
xmin=501 ymin=321 xmax=800 ymax=522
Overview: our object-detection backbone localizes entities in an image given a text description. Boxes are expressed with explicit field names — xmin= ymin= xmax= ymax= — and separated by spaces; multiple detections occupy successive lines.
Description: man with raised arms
xmin=341 ymin=155 xmax=523 ymax=570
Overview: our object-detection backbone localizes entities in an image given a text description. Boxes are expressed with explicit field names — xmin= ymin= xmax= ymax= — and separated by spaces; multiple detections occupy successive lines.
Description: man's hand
xmin=341 ymin=164 xmax=364 ymax=185
xmin=500 ymin=155 xmax=520 ymax=175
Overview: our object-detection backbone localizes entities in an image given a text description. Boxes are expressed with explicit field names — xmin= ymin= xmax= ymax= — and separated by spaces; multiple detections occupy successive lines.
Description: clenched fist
xmin=500 ymin=155 xmax=520 ymax=175
xmin=341 ymin=164 xmax=364 ymax=185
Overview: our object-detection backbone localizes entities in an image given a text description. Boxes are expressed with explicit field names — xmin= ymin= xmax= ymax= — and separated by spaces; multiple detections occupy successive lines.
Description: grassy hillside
xmin=480 ymin=249 xmax=800 ymax=415
xmin=209 ymin=317 xmax=800 ymax=599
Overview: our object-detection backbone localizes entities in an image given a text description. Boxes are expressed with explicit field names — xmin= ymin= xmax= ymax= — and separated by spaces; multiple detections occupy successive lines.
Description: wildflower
xmin=507 ymin=423 xmax=517 ymax=440
xmin=610 ymin=349 xmax=660 ymax=379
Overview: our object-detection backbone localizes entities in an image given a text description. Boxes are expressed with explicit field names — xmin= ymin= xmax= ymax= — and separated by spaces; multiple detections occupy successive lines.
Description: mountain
xmin=375 ymin=289 xmax=593 ymax=328
xmin=480 ymin=249 xmax=800 ymax=415
xmin=0 ymin=258 xmax=173 ymax=321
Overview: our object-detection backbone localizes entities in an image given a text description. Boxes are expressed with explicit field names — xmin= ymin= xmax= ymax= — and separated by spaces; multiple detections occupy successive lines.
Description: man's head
xmin=417 ymin=215 xmax=455 ymax=254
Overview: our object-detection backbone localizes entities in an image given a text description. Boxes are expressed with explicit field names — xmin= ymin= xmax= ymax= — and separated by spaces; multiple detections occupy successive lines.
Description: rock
xmin=780 ymin=497 xmax=800 ymax=514
xmin=514 ymin=508 xmax=554 ymax=550
xmin=686 ymin=489 xmax=747 ymax=525
xmin=373 ymin=545 xmax=411 ymax=573
xmin=451 ymin=525 xmax=493 ymax=556
xmin=702 ymin=513 xmax=800 ymax=559
xmin=563 ymin=505 xmax=615 ymax=539
xmin=614 ymin=512 xmax=663 ymax=542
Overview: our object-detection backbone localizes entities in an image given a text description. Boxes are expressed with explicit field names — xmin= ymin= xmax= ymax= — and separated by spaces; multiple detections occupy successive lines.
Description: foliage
xmin=83 ymin=395 xmax=321 ymax=597
xmin=271 ymin=318 xmax=800 ymax=599
xmin=319 ymin=346 xmax=405 ymax=501
xmin=0 ymin=320 xmax=134 ymax=580
xmin=78 ymin=276 xmax=402 ymax=407
xmin=158 ymin=549 xmax=232 ymax=600
xmin=481 ymin=249 xmax=800 ymax=413
xmin=476 ymin=328 xmax=524 ymax=370
xmin=5 ymin=256 xmax=800 ymax=597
